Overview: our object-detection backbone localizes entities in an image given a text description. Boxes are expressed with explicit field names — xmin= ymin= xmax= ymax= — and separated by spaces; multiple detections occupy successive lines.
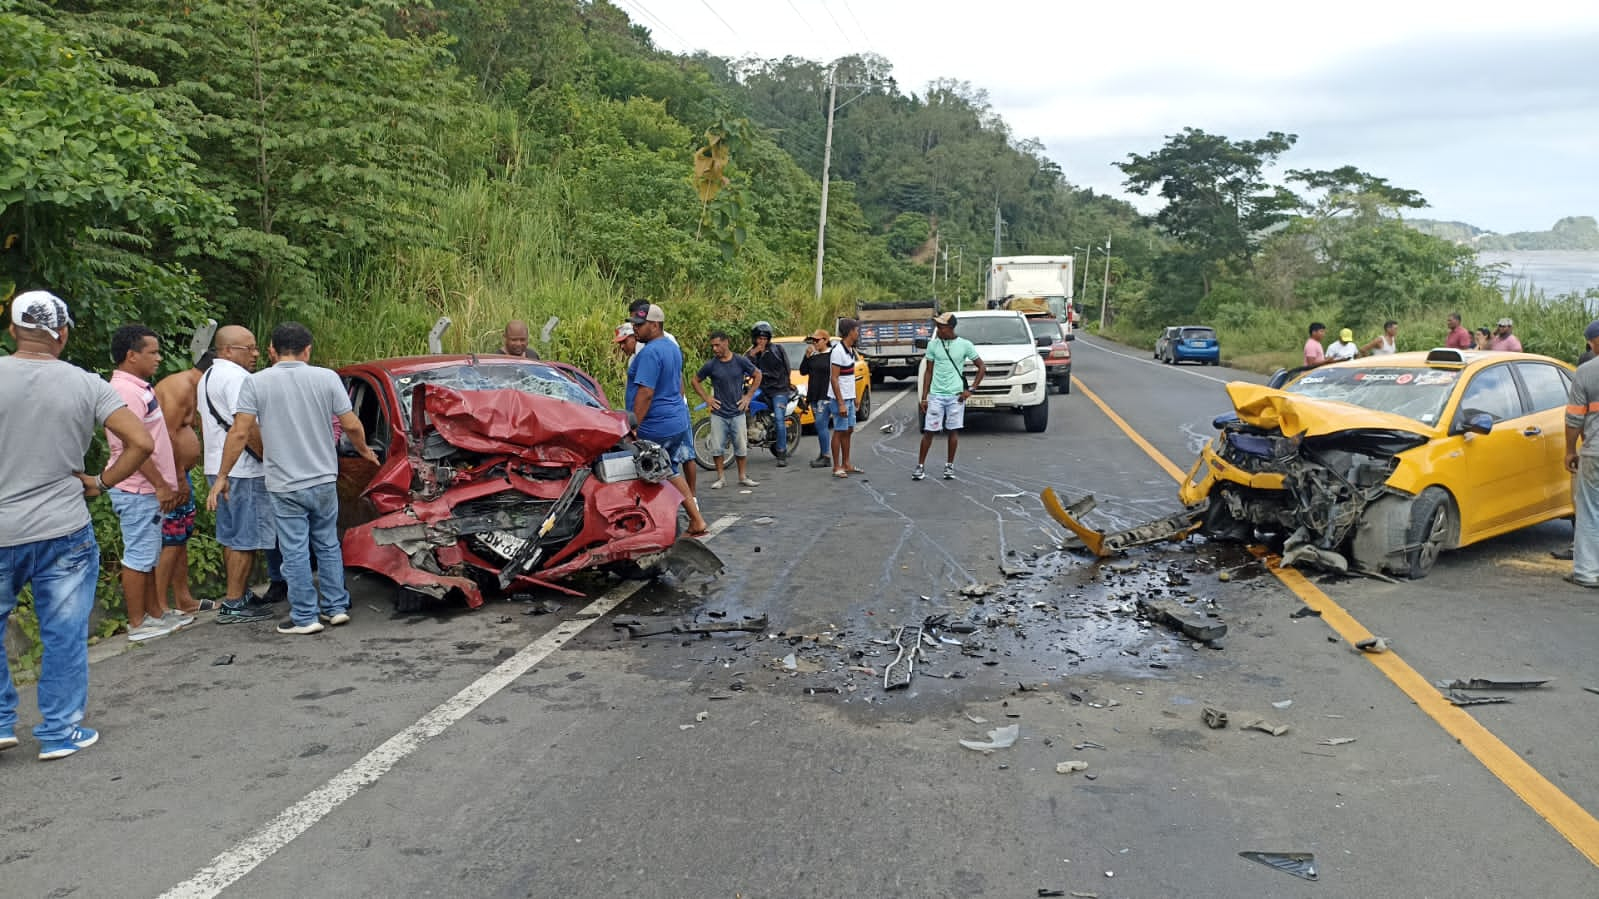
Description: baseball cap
xmin=1584 ymin=321 xmax=1599 ymax=341
xmin=629 ymin=303 xmax=666 ymax=326
xmin=933 ymin=312 xmax=956 ymax=325
xmin=613 ymin=322 xmax=635 ymax=343
xmin=1497 ymin=317 xmax=1513 ymax=327
xmin=9 ymin=290 xmax=74 ymax=340
xmin=1339 ymin=328 xmax=1353 ymax=342
xmin=810 ymin=329 xmax=831 ymax=342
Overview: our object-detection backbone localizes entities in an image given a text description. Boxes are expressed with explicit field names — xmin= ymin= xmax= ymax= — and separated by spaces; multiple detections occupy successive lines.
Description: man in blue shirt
xmin=627 ymin=304 xmax=710 ymax=537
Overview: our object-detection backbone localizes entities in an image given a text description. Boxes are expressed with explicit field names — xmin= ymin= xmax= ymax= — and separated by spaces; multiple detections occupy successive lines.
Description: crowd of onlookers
xmin=1299 ymin=314 xmax=1528 ymax=368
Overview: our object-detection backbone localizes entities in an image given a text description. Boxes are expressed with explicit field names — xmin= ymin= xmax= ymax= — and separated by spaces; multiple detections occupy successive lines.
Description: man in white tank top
xmin=1363 ymin=320 xmax=1398 ymax=356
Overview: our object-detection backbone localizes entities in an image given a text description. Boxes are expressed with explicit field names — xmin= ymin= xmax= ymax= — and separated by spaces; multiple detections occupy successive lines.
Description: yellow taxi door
xmin=1451 ymin=363 xmax=1541 ymax=534
xmin=1511 ymin=360 xmax=1577 ymax=517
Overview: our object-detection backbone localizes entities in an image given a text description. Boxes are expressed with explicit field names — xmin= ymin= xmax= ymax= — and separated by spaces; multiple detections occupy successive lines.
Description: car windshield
xmin=1285 ymin=366 xmax=1457 ymax=426
xmin=1180 ymin=328 xmax=1215 ymax=340
xmin=392 ymin=362 xmax=604 ymax=423
xmin=955 ymin=316 xmax=1032 ymax=345
xmin=1027 ymin=318 xmax=1061 ymax=340
xmin=778 ymin=341 xmax=808 ymax=369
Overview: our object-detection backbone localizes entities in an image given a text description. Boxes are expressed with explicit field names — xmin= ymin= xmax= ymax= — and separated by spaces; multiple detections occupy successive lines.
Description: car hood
xmin=972 ymin=344 xmax=1040 ymax=365
xmin=1225 ymin=382 xmax=1430 ymax=441
xmin=418 ymin=384 xmax=627 ymax=465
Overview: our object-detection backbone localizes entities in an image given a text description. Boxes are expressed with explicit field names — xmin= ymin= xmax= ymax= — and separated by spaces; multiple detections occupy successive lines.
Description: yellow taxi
xmin=773 ymin=335 xmax=871 ymax=425
xmin=1181 ymin=348 xmax=1575 ymax=578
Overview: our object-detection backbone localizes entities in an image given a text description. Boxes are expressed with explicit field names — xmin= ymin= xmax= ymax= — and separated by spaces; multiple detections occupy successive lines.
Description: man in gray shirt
xmin=2 ymin=291 xmax=154 ymax=760
xmin=1563 ymin=319 xmax=1599 ymax=587
xmin=210 ymin=322 xmax=377 ymax=634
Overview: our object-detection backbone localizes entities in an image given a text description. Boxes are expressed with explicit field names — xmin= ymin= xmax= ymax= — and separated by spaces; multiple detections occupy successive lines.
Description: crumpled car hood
xmin=419 ymin=384 xmax=628 ymax=465
xmin=1225 ymin=382 xmax=1430 ymax=441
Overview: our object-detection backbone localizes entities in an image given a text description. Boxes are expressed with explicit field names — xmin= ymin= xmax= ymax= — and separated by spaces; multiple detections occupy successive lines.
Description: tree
xmin=1 ymin=4 xmax=228 ymax=368
xmin=1117 ymin=128 xmax=1299 ymax=293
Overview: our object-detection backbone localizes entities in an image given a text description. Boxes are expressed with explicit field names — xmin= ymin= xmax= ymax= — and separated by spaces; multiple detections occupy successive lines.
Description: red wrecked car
xmin=335 ymin=354 xmax=695 ymax=608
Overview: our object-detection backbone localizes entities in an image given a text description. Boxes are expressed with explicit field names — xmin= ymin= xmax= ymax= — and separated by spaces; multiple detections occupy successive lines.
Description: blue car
xmin=1157 ymin=325 xmax=1220 ymax=365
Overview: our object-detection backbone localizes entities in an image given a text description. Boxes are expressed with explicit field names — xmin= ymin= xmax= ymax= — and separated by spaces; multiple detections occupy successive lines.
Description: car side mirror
xmin=1267 ymin=368 xmax=1291 ymax=389
xmin=1064 ymin=333 xmax=1076 ymax=342
xmin=1459 ymin=410 xmax=1495 ymax=435
xmin=913 ymin=337 xmax=930 ymax=350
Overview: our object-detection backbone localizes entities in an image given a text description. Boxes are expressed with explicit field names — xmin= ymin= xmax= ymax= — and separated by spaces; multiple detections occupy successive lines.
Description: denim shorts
xmin=829 ymin=398 xmax=857 ymax=432
xmin=923 ymin=394 xmax=966 ymax=432
xmin=708 ymin=414 xmax=749 ymax=458
xmin=109 ymin=489 xmax=161 ymax=573
xmin=649 ymin=427 xmax=697 ymax=476
xmin=210 ymin=474 xmax=276 ymax=551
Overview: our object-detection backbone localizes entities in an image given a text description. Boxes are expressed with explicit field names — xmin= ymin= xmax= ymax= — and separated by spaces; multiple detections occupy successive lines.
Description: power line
xmin=837 ymin=0 xmax=873 ymax=49
xmin=697 ymin=0 xmax=739 ymax=39
xmin=782 ymin=0 xmax=819 ymax=38
xmin=818 ymin=0 xmax=855 ymax=52
xmin=612 ymin=0 xmax=689 ymax=48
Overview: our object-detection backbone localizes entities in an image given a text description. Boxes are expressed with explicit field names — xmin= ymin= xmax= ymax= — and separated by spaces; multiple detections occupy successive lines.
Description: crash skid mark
xmin=159 ymin=515 xmax=739 ymax=899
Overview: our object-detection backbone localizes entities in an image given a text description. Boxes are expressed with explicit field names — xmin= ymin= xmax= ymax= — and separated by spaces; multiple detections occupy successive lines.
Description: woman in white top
xmin=1362 ymin=320 xmax=1398 ymax=356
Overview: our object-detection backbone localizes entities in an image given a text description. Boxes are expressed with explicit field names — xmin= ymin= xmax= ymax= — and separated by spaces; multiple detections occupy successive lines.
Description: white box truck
xmin=987 ymin=256 xmax=1076 ymax=330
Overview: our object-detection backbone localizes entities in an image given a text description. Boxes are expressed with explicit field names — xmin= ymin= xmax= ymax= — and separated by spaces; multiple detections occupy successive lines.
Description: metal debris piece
xmin=1239 ymin=851 xmax=1317 ymax=881
xmin=615 ymin=614 xmax=768 ymax=638
xmin=1242 ymin=718 xmax=1290 ymax=736
xmin=1584 ymin=686 xmax=1599 ymax=696
xmin=1447 ymin=692 xmax=1510 ymax=706
xmin=1436 ymin=676 xmax=1551 ymax=691
xmin=1070 ymin=893 xmax=1099 ymax=898
xmin=1055 ymin=760 xmax=1088 ymax=775
xmin=1074 ymin=741 xmax=1105 ymax=751
xmin=1271 ymin=699 xmax=1293 ymax=709
xmin=695 ymin=711 xmax=709 ymax=722
xmin=1202 ymin=707 xmax=1229 ymax=729
xmin=1289 ymin=606 xmax=1322 ymax=618
xmin=1041 ymin=488 xmax=1203 ymax=556
xmin=884 ymin=625 xmax=920 ymax=690
xmin=1136 ymin=598 xmax=1227 ymax=642
xmin=994 ymin=492 xmax=1025 ymax=500
xmin=753 ymin=516 xmax=775 ymax=525
xmin=1036 ymin=890 xmax=1065 ymax=898
xmin=211 ymin=654 xmax=235 ymax=666
xmin=1317 ymin=737 xmax=1356 ymax=746
xmin=959 ymin=724 xmax=1020 ymax=752
xmin=1355 ymin=636 xmax=1389 ymax=653
xmin=958 ymin=582 xmax=996 ymax=597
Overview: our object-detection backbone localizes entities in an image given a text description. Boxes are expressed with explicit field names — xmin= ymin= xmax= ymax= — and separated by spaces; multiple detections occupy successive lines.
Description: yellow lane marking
xmin=1074 ymin=375 xmax=1599 ymax=868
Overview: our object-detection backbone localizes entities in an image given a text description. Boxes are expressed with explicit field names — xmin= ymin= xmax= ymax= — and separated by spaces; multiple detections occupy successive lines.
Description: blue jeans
xmin=0 ymin=524 xmax=99 ymax=742
xmin=1575 ymin=456 xmax=1599 ymax=582
xmin=814 ymin=399 xmax=833 ymax=458
xmin=268 ymin=484 xmax=348 ymax=625
xmin=766 ymin=393 xmax=790 ymax=455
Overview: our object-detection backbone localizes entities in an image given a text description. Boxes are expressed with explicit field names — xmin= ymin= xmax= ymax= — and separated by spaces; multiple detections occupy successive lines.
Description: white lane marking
xmin=1074 ymin=336 xmax=1239 ymax=385
xmin=159 ymin=514 xmax=740 ymax=899
xmin=872 ymin=388 xmax=911 ymax=418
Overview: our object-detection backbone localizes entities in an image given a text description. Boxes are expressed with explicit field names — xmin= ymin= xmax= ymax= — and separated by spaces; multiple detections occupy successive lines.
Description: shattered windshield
xmin=1285 ymin=367 xmax=1457 ymax=426
xmin=392 ymin=363 xmax=603 ymax=423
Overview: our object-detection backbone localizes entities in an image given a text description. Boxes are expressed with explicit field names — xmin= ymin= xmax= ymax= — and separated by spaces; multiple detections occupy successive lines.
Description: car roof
xmin=1309 ymin=349 xmax=1572 ymax=372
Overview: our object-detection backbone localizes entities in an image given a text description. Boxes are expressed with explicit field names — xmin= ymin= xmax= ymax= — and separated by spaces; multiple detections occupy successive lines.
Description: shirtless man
xmin=152 ymin=354 xmax=215 ymax=615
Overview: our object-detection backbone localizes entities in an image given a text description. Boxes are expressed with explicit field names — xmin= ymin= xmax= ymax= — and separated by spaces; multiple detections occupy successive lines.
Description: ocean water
xmin=1477 ymin=250 xmax=1599 ymax=297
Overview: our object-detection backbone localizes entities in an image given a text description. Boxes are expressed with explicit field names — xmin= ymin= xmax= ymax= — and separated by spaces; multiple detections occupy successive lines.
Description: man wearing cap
xmin=627 ymin=304 xmax=710 ymax=536
xmin=2 ymin=291 xmax=155 ymax=759
xmin=1562 ymin=320 xmax=1599 ymax=586
xmin=613 ymin=322 xmax=637 ymax=360
xmin=106 ymin=324 xmax=194 ymax=643
xmin=914 ymin=312 xmax=985 ymax=480
xmin=628 ymin=299 xmax=696 ymax=496
xmin=1325 ymin=328 xmax=1359 ymax=362
xmin=801 ymin=330 xmax=835 ymax=468
xmin=1489 ymin=318 xmax=1523 ymax=352
xmin=498 ymin=320 xmax=541 ymax=360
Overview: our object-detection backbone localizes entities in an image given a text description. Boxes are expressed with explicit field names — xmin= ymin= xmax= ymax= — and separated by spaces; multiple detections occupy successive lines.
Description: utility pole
xmin=1099 ymin=233 xmax=1112 ymax=330
xmin=1078 ymin=244 xmax=1092 ymax=300
xmin=952 ymin=247 xmax=963 ymax=310
xmin=992 ymin=195 xmax=1003 ymax=257
xmin=930 ymin=234 xmax=939 ymax=300
xmin=812 ymin=69 xmax=838 ymax=302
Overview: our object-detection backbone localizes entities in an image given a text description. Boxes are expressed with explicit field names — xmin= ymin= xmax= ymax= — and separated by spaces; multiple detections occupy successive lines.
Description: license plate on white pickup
xmin=966 ymin=396 xmax=995 ymax=408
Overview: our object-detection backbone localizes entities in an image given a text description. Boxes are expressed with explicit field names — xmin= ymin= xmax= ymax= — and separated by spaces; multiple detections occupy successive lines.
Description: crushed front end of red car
xmin=341 ymin=377 xmax=687 ymax=608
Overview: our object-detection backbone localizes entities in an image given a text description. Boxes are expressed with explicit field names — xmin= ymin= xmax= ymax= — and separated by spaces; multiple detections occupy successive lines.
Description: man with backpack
xmin=745 ymin=321 xmax=792 ymax=466
xmin=914 ymin=312 xmax=985 ymax=481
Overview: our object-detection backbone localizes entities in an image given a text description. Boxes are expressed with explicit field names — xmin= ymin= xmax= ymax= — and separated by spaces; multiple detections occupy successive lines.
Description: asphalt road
xmin=4 ymin=335 xmax=1598 ymax=898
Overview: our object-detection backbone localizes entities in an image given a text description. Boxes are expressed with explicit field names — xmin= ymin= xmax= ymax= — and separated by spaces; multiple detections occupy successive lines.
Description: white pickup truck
xmin=915 ymin=310 xmax=1049 ymax=433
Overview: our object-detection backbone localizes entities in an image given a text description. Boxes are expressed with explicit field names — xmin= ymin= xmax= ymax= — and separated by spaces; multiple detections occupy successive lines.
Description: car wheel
xmin=856 ymin=389 xmax=872 ymax=422
xmin=1061 ymin=373 xmax=1071 ymax=395
xmin=1403 ymin=488 xmax=1456 ymax=579
xmin=1023 ymin=400 xmax=1049 ymax=433
xmin=691 ymin=417 xmax=717 ymax=472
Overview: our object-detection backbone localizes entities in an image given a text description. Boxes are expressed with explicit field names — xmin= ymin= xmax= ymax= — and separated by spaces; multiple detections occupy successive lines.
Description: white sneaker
xmin=161 ymin=609 xmax=197 ymax=630
xmin=320 ymin=611 xmax=351 ymax=626
xmin=127 ymin=618 xmax=176 ymax=643
xmin=710 ymin=478 xmax=726 ymax=489
xmin=942 ymin=463 xmax=956 ymax=480
xmin=276 ymin=618 xmax=326 ymax=635
xmin=739 ymin=477 xmax=760 ymax=487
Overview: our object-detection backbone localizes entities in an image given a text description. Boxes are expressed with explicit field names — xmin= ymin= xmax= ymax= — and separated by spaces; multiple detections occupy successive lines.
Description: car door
xmin=1452 ymin=363 xmax=1540 ymax=533
xmin=337 ymin=373 xmax=391 ymax=531
xmin=1512 ymin=360 xmax=1576 ymax=516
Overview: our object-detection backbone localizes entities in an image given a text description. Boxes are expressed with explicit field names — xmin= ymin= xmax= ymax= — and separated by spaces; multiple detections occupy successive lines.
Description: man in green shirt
xmin=915 ymin=312 xmax=985 ymax=480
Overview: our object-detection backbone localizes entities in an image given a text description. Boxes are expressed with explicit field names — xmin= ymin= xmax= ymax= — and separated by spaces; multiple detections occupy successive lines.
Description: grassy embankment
xmin=1101 ymin=284 xmax=1598 ymax=374
xmin=312 ymin=174 xmax=863 ymax=396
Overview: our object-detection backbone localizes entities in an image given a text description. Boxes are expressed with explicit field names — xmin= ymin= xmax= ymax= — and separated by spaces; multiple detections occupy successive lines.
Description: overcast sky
xmin=623 ymin=0 xmax=1599 ymax=234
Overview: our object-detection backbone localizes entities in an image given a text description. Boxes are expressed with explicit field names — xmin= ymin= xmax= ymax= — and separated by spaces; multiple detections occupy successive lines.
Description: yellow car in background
xmin=1182 ymin=348 xmax=1575 ymax=578
xmin=773 ymin=336 xmax=871 ymax=425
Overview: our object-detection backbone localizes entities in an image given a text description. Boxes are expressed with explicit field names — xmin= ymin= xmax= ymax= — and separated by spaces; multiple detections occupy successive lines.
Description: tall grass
xmin=313 ymin=173 xmax=868 ymax=399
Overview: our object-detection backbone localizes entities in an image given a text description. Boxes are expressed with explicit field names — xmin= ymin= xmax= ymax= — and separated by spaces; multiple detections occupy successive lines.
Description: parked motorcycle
xmin=692 ymin=393 xmax=801 ymax=470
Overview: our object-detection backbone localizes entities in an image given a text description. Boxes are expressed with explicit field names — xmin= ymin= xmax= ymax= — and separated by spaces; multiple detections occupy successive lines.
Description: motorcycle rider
xmin=745 ymin=321 xmax=792 ymax=466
